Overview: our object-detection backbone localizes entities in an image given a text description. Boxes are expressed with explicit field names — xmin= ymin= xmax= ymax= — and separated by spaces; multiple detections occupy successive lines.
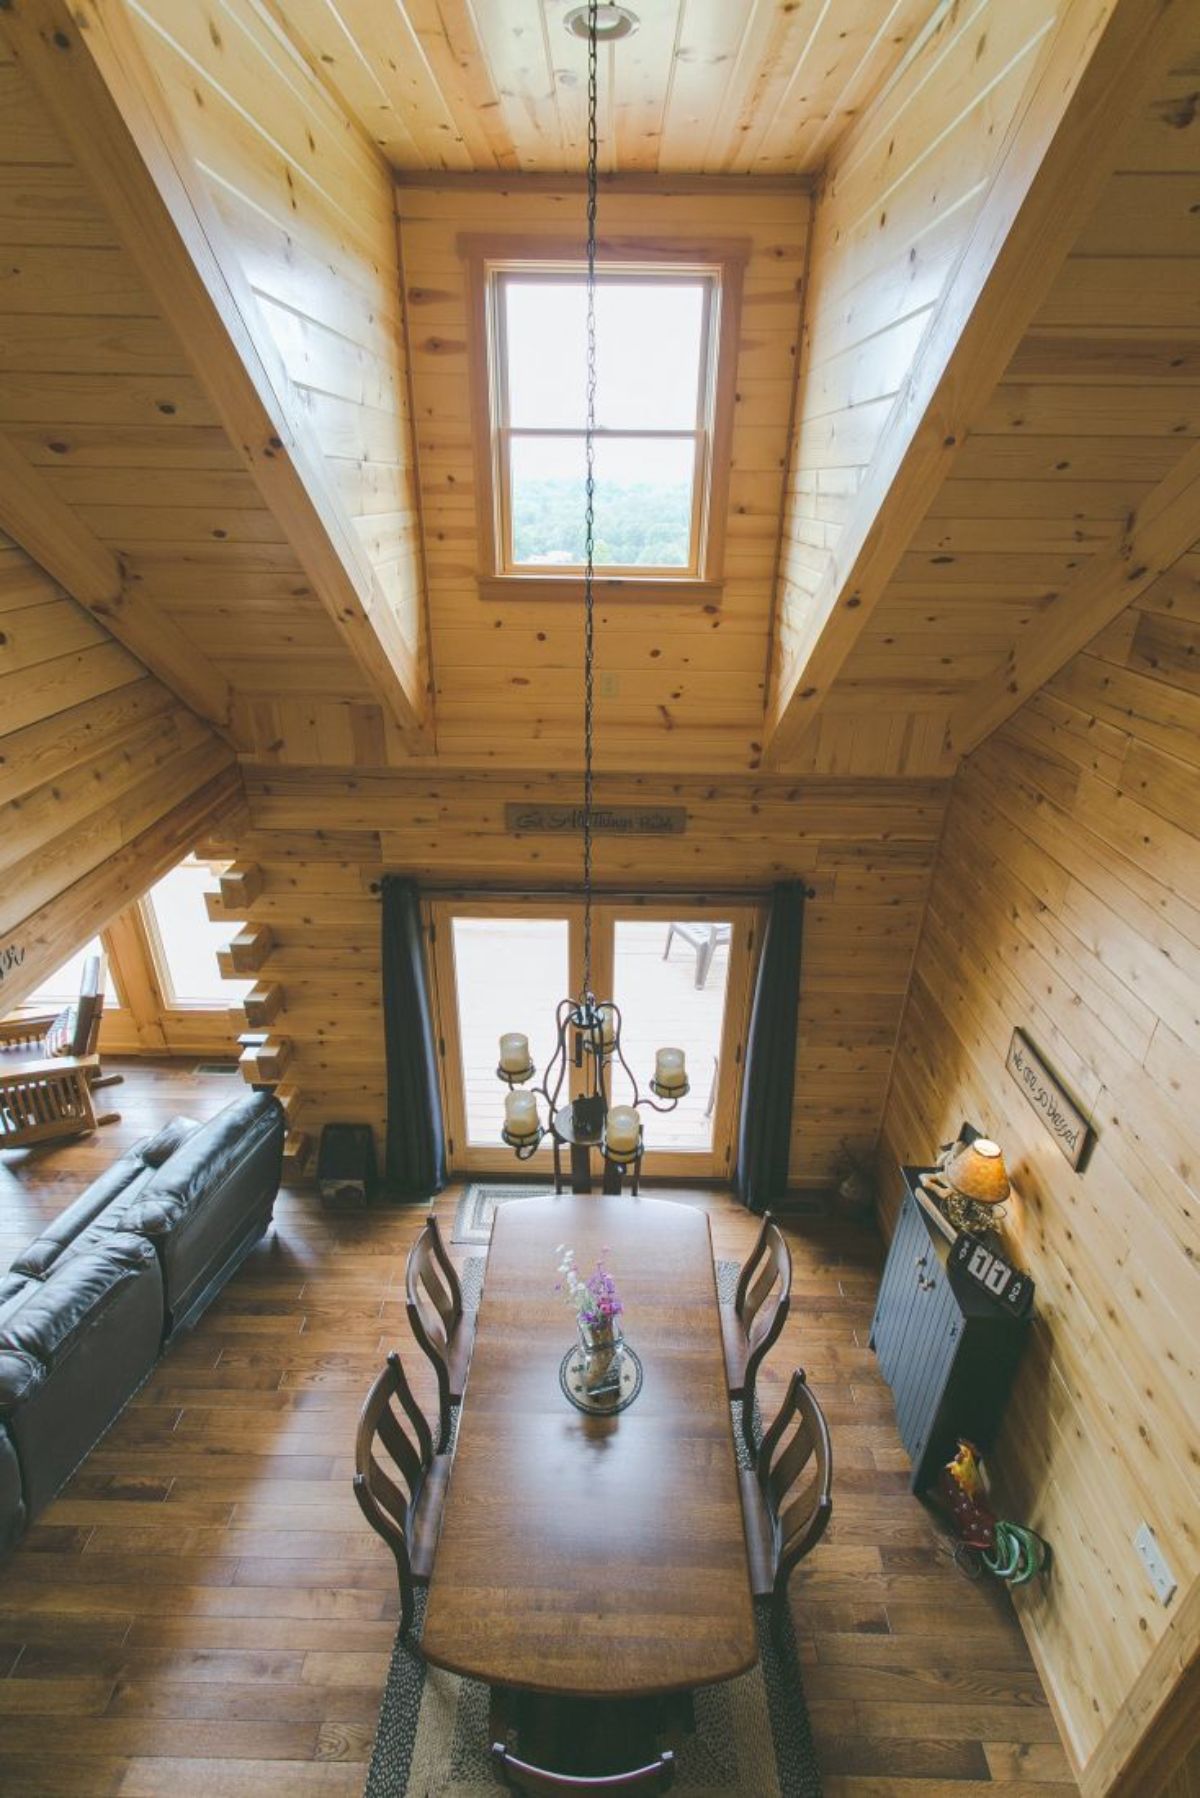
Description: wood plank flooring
xmin=0 ymin=1061 xmax=1078 ymax=1797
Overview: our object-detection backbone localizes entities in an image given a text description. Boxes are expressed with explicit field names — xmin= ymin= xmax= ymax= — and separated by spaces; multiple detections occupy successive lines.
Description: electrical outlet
xmin=1134 ymin=1523 xmax=1177 ymax=1606
xmin=599 ymin=672 xmax=620 ymax=698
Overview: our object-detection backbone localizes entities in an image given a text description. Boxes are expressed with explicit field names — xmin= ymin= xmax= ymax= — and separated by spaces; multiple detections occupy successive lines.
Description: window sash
xmin=489 ymin=266 xmax=719 ymax=580
xmin=500 ymin=426 xmax=707 ymax=575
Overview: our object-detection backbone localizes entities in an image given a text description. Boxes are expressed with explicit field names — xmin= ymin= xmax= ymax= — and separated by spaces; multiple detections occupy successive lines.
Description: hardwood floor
xmin=0 ymin=1061 xmax=1077 ymax=1797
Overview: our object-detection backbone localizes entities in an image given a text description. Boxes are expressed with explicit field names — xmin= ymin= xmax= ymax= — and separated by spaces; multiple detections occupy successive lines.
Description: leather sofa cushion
xmin=120 ymin=1092 xmax=282 ymax=1241
xmin=138 ymin=1115 xmax=201 ymax=1167
xmin=10 ymin=1115 xmax=199 ymax=1280
xmin=0 ymin=1235 xmax=157 ymax=1373
xmin=0 ymin=1274 xmax=38 ymax=1337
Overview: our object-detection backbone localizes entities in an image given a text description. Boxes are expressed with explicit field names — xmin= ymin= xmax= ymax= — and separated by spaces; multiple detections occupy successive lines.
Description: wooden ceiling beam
xmin=947 ymin=438 xmax=1200 ymax=758
xmin=0 ymin=0 xmax=430 ymax=753
xmin=764 ymin=0 xmax=1191 ymax=767
xmin=0 ymin=429 xmax=235 ymax=736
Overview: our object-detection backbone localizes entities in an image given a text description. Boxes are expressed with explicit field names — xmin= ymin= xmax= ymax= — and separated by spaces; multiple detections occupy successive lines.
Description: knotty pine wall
xmin=205 ymin=769 xmax=948 ymax=1187
xmin=126 ymin=0 xmax=426 ymax=723
xmin=878 ymin=550 xmax=1200 ymax=1789
xmin=0 ymin=529 xmax=240 ymax=1010
xmin=774 ymin=0 xmax=1063 ymax=709
xmin=395 ymin=182 xmax=810 ymax=775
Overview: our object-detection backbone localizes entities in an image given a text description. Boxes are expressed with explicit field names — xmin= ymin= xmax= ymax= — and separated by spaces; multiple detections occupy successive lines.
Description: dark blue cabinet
xmin=870 ymin=1167 xmax=1031 ymax=1493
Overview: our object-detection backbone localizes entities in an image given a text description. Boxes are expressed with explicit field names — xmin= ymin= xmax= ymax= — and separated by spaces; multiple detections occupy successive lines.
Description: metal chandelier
xmin=496 ymin=0 xmax=688 ymax=1191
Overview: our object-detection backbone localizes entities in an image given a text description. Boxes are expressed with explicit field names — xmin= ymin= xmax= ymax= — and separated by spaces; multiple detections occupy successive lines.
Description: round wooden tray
xmin=559 ymin=1342 xmax=643 ymax=1416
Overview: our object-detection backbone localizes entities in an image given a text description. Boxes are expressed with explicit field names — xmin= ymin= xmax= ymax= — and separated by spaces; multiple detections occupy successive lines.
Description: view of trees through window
xmin=512 ymin=474 xmax=692 ymax=567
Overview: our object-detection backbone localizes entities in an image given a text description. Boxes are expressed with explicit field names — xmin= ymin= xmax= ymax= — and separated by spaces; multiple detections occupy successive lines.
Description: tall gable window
xmin=467 ymin=245 xmax=743 ymax=592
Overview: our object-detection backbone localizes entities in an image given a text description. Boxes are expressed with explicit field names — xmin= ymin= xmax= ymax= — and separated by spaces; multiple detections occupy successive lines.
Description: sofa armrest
xmin=0 ymin=1350 xmax=46 ymax=1421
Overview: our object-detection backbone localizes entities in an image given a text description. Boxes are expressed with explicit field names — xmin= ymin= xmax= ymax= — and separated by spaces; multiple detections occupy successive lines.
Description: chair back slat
xmin=405 ymin=1216 xmax=464 ymax=1451
xmin=491 ymin=1743 xmax=676 ymax=1794
xmin=740 ymin=1222 xmax=791 ymax=1342
xmin=763 ymin=1405 xmax=818 ymax=1515
xmin=354 ymin=1351 xmax=433 ymax=1558
xmin=733 ymin=1214 xmax=771 ymax=1315
xmin=754 ymin=1368 xmax=833 ymax=1623
xmin=375 ymin=1401 xmax=425 ymax=1499
xmin=407 ymin=1214 xmax=462 ymax=1334
xmin=361 ymin=1450 xmax=412 ymax=1542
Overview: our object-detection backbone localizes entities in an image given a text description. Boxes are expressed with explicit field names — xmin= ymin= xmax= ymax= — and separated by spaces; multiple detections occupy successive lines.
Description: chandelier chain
xmin=581 ymin=0 xmax=598 ymax=1000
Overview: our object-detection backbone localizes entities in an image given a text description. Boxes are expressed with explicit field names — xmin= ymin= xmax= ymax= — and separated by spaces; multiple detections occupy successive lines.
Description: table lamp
xmin=943 ymin=1137 xmax=1010 ymax=1232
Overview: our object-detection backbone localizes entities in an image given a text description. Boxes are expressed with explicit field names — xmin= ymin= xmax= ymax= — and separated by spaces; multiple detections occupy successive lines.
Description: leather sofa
xmin=0 ymin=1089 xmax=284 ymax=1555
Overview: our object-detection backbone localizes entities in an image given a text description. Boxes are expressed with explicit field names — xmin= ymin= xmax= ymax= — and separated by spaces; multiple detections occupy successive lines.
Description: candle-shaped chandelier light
xmin=497 ymin=0 xmax=684 ymax=1186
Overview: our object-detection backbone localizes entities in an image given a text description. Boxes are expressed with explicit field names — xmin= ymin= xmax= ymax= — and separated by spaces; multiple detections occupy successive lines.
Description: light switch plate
xmin=1134 ymin=1523 xmax=1177 ymax=1606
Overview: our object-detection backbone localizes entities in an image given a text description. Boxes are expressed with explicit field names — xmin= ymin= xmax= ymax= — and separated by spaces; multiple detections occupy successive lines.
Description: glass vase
xmin=578 ymin=1314 xmax=624 ymax=1396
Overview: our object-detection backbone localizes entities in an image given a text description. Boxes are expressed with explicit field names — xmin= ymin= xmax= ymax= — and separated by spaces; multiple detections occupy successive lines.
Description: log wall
xmin=203 ymin=767 xmax=949 ymax=1188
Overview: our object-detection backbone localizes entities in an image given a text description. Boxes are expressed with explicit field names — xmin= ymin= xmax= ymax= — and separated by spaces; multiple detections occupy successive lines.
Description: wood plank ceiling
xmin=833 ymin=29 xmax=1200 ymax=752
xmin=259 ymin=0 xmax=941 ymax=175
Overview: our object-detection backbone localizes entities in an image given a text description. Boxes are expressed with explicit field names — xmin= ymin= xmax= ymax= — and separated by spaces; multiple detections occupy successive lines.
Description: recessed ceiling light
xmin=564 ymin=5 xmax=639 ymax=42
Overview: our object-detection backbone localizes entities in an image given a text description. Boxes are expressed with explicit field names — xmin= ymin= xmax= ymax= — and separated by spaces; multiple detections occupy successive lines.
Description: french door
xmin=426 ymin=897 xmax=759 ymax=1180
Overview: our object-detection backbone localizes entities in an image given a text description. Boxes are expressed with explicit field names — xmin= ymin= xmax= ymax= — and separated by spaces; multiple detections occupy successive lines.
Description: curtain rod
xmin=370 ymin=880 xmax=818 ymax=901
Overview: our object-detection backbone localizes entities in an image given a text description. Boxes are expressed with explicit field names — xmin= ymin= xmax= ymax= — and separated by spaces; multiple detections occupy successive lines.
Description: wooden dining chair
xmin=739 ymin=1366 xmax=833 ymax=1644
xmin=490 ymin=1744 xmax=676 ymax=1794
xmin=405 ymin=1213 xmax=475 ymax=1452
xmin=720 ymin=1211 xmax=791 ymax=1457
xmin=352 ymin=1349 xmax=451 ymax=1638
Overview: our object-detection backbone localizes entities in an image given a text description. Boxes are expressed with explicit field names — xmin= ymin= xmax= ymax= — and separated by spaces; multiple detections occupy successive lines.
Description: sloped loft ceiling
xmin=3 ymin=0 xmax=1196 ymax=782
xmin=0 ymin=0 xmax=428 ymax=753
xmin=259 ymin=0 xmax=940 ymax=176
xmin=768 ymin=0 xmax=1200 ymax=771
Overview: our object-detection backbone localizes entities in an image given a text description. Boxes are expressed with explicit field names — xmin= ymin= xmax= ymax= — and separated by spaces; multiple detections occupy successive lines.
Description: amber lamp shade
xmin=945 ymin=1138 xmax=1010 ymax=1207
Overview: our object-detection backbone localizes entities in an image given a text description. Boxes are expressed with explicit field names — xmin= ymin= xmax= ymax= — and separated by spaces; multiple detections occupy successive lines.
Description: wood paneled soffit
xmin=948 ymin=436 xmax=1200 ymax=755
xmin=0 ymin=428 xmax=234 ymax=734
xmin=765 ymin=0 xmax=1193 ymax=766
xmin=0 ymin=0 xmax=431 ymax=751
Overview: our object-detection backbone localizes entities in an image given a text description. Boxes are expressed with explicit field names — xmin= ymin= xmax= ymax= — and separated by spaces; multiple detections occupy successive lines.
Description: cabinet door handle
xmin=918 ymin=1275 xmax=935 ymax=1292
xmin=914 ymin=1253 xmax=927 ymax=1267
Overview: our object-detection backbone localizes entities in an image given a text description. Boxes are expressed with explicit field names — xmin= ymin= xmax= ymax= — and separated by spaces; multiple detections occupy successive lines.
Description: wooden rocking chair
xmin=0 ymin=955 xmax=121 ymax=1148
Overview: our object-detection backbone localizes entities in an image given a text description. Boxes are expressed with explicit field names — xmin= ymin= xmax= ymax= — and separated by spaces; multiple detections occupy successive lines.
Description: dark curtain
xmin=382 ymin=877 xmax=446 ymax=1199
xmin=736 ymin=881 xmax=805 ymax=1214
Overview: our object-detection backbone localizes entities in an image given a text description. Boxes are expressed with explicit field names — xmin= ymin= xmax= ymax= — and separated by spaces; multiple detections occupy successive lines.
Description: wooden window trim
xmin=461 ymin=232 xmax=747 ymax=601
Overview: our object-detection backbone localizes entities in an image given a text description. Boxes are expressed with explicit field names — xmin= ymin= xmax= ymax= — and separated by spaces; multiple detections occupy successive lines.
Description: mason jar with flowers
xmin=555 ymin=1245 xmax=625 ymax=1394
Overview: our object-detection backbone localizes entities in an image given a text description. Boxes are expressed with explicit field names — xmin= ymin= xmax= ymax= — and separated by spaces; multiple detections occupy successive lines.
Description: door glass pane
xmin=611 ymin=919 xmax=732 ymax=1154
xmin=144 ymin=857 xmax=251 ymax=1005
xmin=451 ymin=917 xmax=570 ymax=1149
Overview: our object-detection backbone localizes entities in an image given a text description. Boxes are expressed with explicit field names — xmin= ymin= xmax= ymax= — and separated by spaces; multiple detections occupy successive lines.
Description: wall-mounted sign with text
xmin=505 ymin=804 xmax=687 ymax=836
xmin=1006 ymin=1028 xmax=1093 ymax=1169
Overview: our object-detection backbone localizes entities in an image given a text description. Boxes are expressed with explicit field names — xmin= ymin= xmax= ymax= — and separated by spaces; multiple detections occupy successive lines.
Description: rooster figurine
xmin=937 ymin=1439 xmax=1050 ymax=1585
xmin=938 ymin=1440 xmax=997 ymax=1551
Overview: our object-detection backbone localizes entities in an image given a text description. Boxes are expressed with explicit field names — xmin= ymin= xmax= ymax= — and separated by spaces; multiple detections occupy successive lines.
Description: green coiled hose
xmin=984 ymin=1520 xmax=1048 ymax=1586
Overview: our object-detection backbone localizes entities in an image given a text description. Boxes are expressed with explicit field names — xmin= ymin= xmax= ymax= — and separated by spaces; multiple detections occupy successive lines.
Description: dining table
xmin=420 ymin=1192 xmax=758 ymax=1701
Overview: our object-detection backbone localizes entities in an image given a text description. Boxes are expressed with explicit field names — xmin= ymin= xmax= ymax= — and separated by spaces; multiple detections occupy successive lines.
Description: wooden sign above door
xmin=505 ymin=804 xmax=687 ymax=836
